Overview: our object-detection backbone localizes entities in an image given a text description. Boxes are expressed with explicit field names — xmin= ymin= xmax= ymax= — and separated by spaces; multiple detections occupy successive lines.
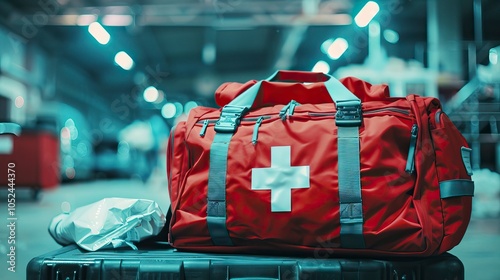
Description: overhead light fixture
xmin=143 ymin=86 xmax=159 ymax=103
xmin=77 ymin=14 xmax=97 ymax=26
xmin=161 ymin=103 xmax=177 ymax=119
xmin=383 ymin=29 xmax=399 ymax=44
xmin=102 ymin=15 xmax=134 ymax=26
xmin=321 ymin=39 xmax=334 ymax=54
xmin=354 ymin=1 xmax=380 ymax=28
xmin=312 ymin=61 xmax=331 ymax=74
xmin=327 ymin=38 xmax=349 ymax=60
xmin=88 ymin=22 xmax=110 ymax=44
xmin=14 ymin=96 xmax=24 ymax=108
xmin=114 ymin=51 xmax=134 ymax=70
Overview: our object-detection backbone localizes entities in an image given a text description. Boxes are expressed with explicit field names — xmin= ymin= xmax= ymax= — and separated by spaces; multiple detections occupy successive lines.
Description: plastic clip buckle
xmin=335 ymin=100 xmax=362 ymax=127
xmin=214 ymin=105 xmax=249 ymax=133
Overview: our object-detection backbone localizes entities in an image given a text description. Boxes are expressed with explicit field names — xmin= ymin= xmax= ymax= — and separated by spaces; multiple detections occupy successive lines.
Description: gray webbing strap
xmin=440 ymin=179 xmax=475 ymax=199
xmin=207 ymin=132 xmax=234 ymax=246
xmin=337 ymin=126 xmax=365 ymax=248
xmin=323 ymin=75 xmax=365 ymax=248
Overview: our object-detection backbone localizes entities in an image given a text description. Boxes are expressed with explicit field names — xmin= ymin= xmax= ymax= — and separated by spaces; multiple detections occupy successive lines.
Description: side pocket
xmin=430 ymin=110 xmax=472 ymax=181
xmin=430 ymin=110 xmax=474 ymax=253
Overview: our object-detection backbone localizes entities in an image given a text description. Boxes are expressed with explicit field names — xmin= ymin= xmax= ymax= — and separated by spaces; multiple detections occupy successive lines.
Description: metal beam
xmin=6 ymin=1 xmax=352 ymax=27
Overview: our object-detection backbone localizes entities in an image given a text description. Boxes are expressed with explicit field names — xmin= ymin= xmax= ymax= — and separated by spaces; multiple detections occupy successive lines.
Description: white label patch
xmin=251 ymin=146 xmax=310 ymax=212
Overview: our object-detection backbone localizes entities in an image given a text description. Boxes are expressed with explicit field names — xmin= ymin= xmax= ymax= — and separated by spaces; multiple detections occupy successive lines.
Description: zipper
xmin=198 ymin=107 xmax=409 ymax=126
xmin=196 ymin=116 xmax=270 ymax=124
xmin=405 ymin=124 xmax=418 ymax=174
xmin=308 ymin=107 xmax=411 ymax=117
xmin=242 ymin=117 xmax=270 ymax=122
xmin=196 ymin=116 xmax=271 ymax=138
xmin=251 ymin=117 xmax=264 ymax=145
xmin=199 ymin=119 xmax=209 ymax=137
xmin=279 ymin=100 xmax=300 ymax=120
xmin=364 ymin=107 xmax=410 ymax=115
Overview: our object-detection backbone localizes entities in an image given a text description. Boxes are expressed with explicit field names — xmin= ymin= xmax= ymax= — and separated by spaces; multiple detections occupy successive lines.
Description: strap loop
xmin=440 ymin=179 xmax=475 ymax=199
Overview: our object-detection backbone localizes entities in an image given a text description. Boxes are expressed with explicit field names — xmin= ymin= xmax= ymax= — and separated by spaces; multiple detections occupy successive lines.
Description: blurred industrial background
xmin=0 ymin=0 xmax=499 ymax=279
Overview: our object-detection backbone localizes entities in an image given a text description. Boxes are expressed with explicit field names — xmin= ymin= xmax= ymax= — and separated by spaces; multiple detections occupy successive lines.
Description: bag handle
xmin=230 ymin=71 xmax=358 ymax=107
xmin=214 ymin=71 xmax=362 ymax=133
xmin=267 ymin=70 xmax=330 ymax=83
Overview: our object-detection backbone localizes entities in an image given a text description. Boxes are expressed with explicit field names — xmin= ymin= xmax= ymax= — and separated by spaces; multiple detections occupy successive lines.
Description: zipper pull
xmin=288 ymin=100 xmax=298 ymax=116
xmin=199 ymin=119 xmax=209 ymax=137
xmin=405 ymin=124 xmax=418 ymax=173
xmin=279 ymin=102 xmax=291 ymax=120
xmin=279 ymin=100 xmax=300 ymax=120
xmin=252 ymin=117 xmax=264 ymax=145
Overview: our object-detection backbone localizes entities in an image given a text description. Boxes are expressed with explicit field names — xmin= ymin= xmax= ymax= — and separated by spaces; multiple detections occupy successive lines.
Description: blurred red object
xmin=0 ymin=130 xmax=60 ymax=197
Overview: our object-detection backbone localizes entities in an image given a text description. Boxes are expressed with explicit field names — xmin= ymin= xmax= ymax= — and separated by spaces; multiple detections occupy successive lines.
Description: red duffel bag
xmin=166 ymin=70 xmax=474 ymax=257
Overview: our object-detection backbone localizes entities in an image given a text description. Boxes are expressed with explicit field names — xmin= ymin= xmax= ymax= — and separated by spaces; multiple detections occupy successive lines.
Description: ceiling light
xmin=88 ymin=22 xmax=110 ymax=44
xmin=14 ymin=96 xmax=24 ymax=108
xmin=143 ymin=86 xmax=159 ymax=103
xmin=383 ymin=29 xmax=399 ymax=44
xmin=161 ymin=103 xmax=177 ymax=119
xmin=312 ymin=61 xmax=330 ymax=74
xmin=354 ymin=1 xmax=380 ymax=28
xmin=77 ymin=14 xmax=97 ymax=26
xmin=114 ymin=51 xmax=134 ymax=70
xmin=327 ymin=38 xmax=349 ymax=60
xmin=102 ymin=15 xmax=133 ymax=26
xmin=321 ymin=39 xmax=334 ymax=54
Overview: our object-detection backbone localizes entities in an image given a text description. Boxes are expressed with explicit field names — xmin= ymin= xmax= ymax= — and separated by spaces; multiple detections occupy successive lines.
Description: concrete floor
xmin=0 ymin=178 xmax=499 ymax=280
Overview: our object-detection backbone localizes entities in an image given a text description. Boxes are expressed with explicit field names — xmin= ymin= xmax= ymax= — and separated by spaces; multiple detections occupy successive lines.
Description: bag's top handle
xmin=268 ymin=70 xmax=330 ymax=83
xmin=229 ymin=70 xmax=359 ymax=108
xmin=214 ymin=71 xmax=362 ymax=133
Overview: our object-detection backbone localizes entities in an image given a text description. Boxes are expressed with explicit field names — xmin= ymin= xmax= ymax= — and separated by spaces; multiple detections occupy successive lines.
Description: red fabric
xmin=0 ymin=131 xmax=60 ymax=189
xmin=167 ymin=72 xmax=473 ymax=256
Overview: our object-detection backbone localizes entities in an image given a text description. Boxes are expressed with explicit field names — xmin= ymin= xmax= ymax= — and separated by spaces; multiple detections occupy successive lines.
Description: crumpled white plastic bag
xmin=48 ymin=198 xmax=165 ymax=251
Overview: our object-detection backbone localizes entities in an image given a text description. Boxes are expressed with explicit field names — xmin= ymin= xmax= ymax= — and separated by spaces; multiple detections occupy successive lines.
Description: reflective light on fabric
xmin=251 ymin=146 xmax=310 ymax=212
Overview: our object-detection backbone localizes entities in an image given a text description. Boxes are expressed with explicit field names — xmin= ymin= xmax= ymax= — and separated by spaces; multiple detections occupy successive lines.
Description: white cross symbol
xmin=251 ymin=146 xmax=310 ymax=212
